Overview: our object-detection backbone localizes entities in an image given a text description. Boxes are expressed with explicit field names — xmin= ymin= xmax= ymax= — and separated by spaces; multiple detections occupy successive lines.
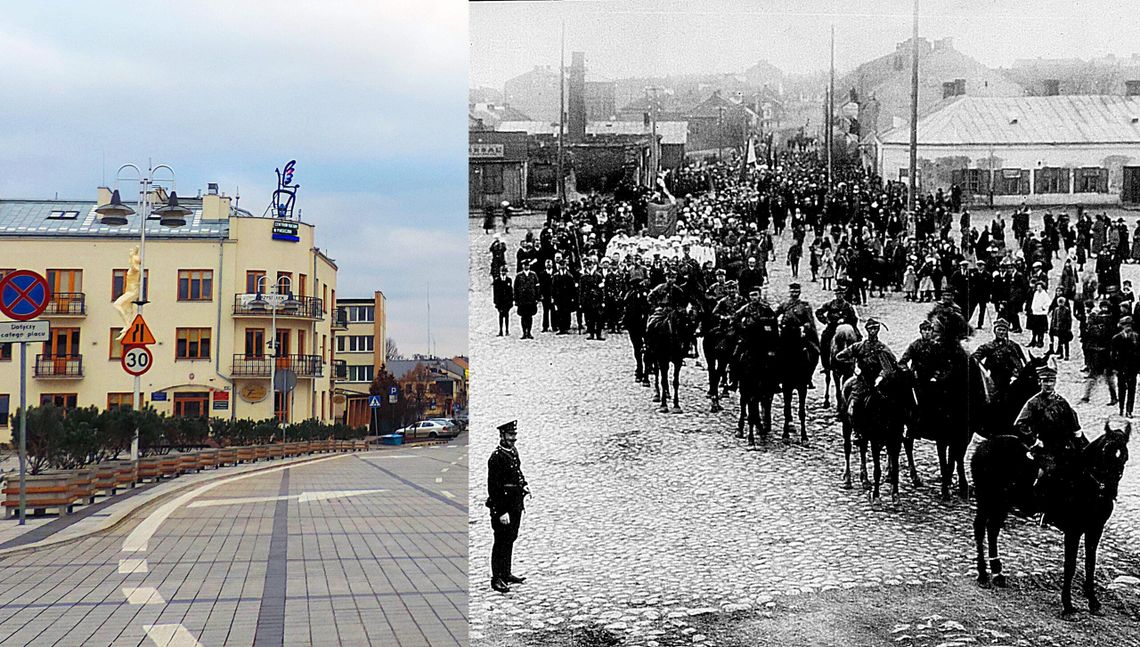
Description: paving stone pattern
xmin=469 ymin=214 xmax=1140 ymax=645
xmin=0 ymin=443 xmax=468 ymax=646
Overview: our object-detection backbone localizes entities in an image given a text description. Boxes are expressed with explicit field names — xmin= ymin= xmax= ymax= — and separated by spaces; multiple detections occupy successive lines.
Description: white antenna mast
xmin=427 ymin=279 xmax=432 ymax=358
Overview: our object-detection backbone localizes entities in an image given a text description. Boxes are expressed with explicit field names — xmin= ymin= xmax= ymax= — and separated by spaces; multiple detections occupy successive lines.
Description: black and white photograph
xmin=469 ymin=1 xmax=1140 ymax=645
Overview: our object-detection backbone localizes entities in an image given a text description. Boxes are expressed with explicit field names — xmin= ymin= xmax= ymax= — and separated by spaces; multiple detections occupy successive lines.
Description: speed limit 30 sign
xmin=121 ymin=345 xmax=153 ymax=376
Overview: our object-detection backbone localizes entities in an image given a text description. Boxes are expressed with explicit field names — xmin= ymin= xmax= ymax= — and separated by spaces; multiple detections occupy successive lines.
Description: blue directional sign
xmin=389 ymin=385 xmax=398 ymax=404
xmin=369 ymin=395 xmax=382 ymax=409
xmin=0 ymin=270 xmax=51 ymax=321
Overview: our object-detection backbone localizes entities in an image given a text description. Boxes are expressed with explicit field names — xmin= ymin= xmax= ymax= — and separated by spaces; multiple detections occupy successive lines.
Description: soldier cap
xmin=789 ymin=282 xmax=801 ymax=290
xmin=716 ymin=268 xmax=727 ymax=276
xmin=1122 ymin=316 xmax=1134 ymax=327
xmin=497 ymin=420 xmax=518 ymax=434
xmin=993 ymin=318 xmax=1011 ymax=330
xmin=865 ymin=317 xmax=886 ymax=331
xmin=1036 ymin=365 xmax=1057 ymax=381
xmin=919 ymin=320 xmax=932 ymax=331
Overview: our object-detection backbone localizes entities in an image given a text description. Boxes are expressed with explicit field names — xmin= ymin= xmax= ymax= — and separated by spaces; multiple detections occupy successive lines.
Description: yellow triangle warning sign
xmin=123 ymin=314 xmax=157 ymax=346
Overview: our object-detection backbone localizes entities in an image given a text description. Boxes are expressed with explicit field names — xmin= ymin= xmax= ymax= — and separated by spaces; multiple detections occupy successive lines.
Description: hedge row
xmin=9 ymin=404 xmax=365 ymax=474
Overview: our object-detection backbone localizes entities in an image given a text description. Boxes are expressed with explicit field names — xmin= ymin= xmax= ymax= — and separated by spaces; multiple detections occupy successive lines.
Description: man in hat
xmin=580 ymin=259 xmax=606 ymax=341
xmin=514 ymin=260 xmax=540 ymax=339
xmin=776 ymin=282 xmax=818 ymax=345
xmin=1081 ymin=299 xmax=1119 ymax=405
xmin=815 ymin=280 xmax=860 ymax=361
xmin=1014 ymin=362 xmax=1087 ymax=509
xmin=487 ymin=420 xmax=529 ymax=593
xmin=1110 ymin=315 xmax=1140 ymax=417
xmin=972 ymin=318 xmax=1027 ymax=403
xmin=738 ymin=256 xmax=765 ymax=297
xmin=835 ymin=318 xmax=899 ymax=420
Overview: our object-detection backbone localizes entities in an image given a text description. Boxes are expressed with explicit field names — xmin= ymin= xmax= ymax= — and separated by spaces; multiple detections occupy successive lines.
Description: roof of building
xmin=496 ymin=120 xmax=688 ymax=145
xmin=879 ymin=95 xmax=1140 ymax=145
xmin=388 ymin=357 xmax=467 ymax=382
xmin=0 ymin=198 xmax=240 ymax=238
xmin=686 ymin=91 xmax=760 ymax=120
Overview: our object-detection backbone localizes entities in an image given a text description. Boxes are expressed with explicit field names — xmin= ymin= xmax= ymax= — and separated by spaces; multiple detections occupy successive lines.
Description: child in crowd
xmin=902 ymin=263 xmax=917 ymax=301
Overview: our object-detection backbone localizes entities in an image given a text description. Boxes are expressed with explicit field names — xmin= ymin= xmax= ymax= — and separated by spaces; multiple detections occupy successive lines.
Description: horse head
xmin=1085 ymin=419 xmax=1131 ymax=499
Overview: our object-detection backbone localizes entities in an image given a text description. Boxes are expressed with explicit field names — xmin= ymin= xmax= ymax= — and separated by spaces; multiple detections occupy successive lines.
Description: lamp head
xmin=95 ymin=189 xmax=134 ymax=226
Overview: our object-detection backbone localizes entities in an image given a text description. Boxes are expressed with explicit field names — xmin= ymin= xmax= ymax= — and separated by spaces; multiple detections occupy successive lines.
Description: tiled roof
xmin=0 ymin=198 xmax=247 ymax=238
xmin=880 ymin=95 xmax=1140 ymax=145
xmin=497 ymin=120 xmax=689 ymax=145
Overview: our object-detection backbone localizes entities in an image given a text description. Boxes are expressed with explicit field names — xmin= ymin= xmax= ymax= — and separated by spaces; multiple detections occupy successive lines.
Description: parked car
xmin=396 ymin=420 xmax=458 ymax=440
xmin=430 ymin=417 xmax=467 ymax=433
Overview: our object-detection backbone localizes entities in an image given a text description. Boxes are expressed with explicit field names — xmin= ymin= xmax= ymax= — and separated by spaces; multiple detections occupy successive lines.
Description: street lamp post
xmin=95 ymin=163 xmax=189 ymax=463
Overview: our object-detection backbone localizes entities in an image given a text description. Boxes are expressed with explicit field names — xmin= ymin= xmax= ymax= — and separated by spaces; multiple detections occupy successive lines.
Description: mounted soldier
xmin=971 ymin=318 xmax=1027 ymax=404
xmin=816 ymin=280 xmax=860 ymax=361
xmin=835 ymin=318 xmax=898 ymax=422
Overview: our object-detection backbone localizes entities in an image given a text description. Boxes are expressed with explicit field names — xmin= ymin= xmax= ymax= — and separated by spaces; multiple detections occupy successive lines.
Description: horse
xmin=777 ymin=317 xmax=820 ymax=444
xmin=821 ymin=323 xmax=859 ymax=409
xmin=841 ymin=368 xmax=916 ymax=503
xmin=698 ymin=303 xmax=731 ymax=413
xmin=909 ymin=342 xmax=987 ymax=500
xmin=971 ymin=421 xmax=1130 ymax=617
xmin=644 ymin=307 xmax=697 ymax=413
xmin=729 ymin=321 xmax=780 ymax=446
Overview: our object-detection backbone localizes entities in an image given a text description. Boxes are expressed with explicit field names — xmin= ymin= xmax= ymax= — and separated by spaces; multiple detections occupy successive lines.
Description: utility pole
xmin=909 ymin=0 xmax=920 ymax=212
xmin=646 ymin=86 xmax=661 ymax=181
xmin=556 ymin=22 xmax=566 ymax=202
xmin=828 ymin=24 xmax=835 ymax=191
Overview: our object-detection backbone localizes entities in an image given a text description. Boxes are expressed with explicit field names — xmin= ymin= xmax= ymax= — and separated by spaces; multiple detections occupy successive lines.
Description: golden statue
xmin=114 ymin=245 xmax=141 ymax=340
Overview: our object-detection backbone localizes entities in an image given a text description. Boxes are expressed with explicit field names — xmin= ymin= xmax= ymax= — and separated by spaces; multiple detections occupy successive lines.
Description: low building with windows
xmin=469 ymin=128 xmax=529 ymax=209
xmin=387 ymin=356 xmax=468 ymax=421
xmin=0 ymin=185 xmax=338 ymax=444
xmin=330 ymin=292 xmax=387 ymax=428
xmin=875 ymin=95 xmax=1140 ymax=206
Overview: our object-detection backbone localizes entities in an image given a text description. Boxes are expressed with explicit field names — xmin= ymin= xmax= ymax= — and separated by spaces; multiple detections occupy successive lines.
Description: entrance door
xmin=1123 ymin=167 xmax=1140 ymax=204
xmin=173 ymin=392 xmax=210 ymax=418
xmin=45 ymin=327 xmax=79 ymax=374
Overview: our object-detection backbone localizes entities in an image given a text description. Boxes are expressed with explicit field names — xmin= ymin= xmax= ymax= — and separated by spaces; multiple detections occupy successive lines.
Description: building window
xmin=177 ymin=270 xmax=213 ymax=301
xmin=482 ymin=164 xmax=505 ymax=194
xmin=323 ymin=285 xmax=328 ymax=313
xmin=336 ymin=336 xmax=345 ymax=353
xmin=348 ymin=305 xmax=375 ymax=323
xmin=176 ymin=328 xmax=212 ymax=360
xmin=995 ymin=169 xmax=1030 ymax=195
xmin=47 ymin=210 xmax=79 ymax=220
xmin=1034 ymin=167 xmax=1071 ymax=194
xmin=344 ymin=335 xmax=374 ymax=352
xmin=173 ymin=392 xmax=210 ymax=418
xmin=109 ymin=328 xmax=124 ymax=360
xmin=956 ymin=169 xmax=991 ymax=195
xmin=107 ymin=393 xmax=137 ymax=411
xmin=298 ymin=274 xmax=307 ymax=297
xmin=347 ymin=365 xmax=374 ymax=382
xmin=112 ymin=269 xmax=149 ymax=301
xmin=39 ymin=393 xmax=77 ymax=409
xmin=0 ymin=394 xmax=8 ymax=427
xmin=1077 ymin=167 xmax=1109 ymax=193
xmin=244 ymin=328 xmax=265 ymax=358
xmin=246 ymin=270 xmax=267 ymax=294
xmin=47 ymin=269 xmax=83 ymax=295
xmin=0 ymin=344 xmax=10 ymax=362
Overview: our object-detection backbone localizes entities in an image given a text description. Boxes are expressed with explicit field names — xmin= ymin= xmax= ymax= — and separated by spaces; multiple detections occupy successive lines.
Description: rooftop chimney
xmin=1043 ymin=79 xmax=1060 ymax=96
xmin=1127 ymin=80 xmax=1140 ymax=97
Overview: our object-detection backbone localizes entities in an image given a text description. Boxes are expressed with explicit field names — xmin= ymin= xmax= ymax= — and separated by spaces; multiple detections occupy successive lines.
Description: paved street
xmin=0 ymin=441 xmax=468 ymax=646
xmin=469 ymin=214 xmax=1140 ymax=645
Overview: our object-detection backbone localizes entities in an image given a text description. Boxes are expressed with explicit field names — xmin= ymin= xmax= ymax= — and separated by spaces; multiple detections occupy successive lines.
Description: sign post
xmin=119 ymin=314 xmax=157 ymax=462
xmin=369 ymin=395 xmax=382 ymax=435
xmin=0 ymin=271 xmax=52 ymax=526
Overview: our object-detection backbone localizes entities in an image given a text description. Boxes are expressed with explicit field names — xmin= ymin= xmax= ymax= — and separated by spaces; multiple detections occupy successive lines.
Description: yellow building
xmin=0 ymin=185 xmax=338 ymax=444
xmin=331 ymin=292 xmax=387 ymax=427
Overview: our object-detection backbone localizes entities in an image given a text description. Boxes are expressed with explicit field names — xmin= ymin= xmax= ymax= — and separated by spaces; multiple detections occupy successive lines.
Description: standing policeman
xmin=487 ymin=420 xmax=529 ymax=593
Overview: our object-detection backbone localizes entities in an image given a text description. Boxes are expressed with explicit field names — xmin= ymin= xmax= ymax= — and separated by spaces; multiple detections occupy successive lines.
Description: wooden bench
xmin=197 ymin=449 xmax=219 ymax=469
xmin=114 ymin=460 xmax=137 ymax=489
xmin=137 ymin=456 xmax=163 ymax=483
xmin=93 ymin=463 xmax=119 ymax=496
xmin=236 ymin=446 xmax=256 ymax=464
xmin=218 ymin=447 xmax=238 ymax=466
xmin=70 ymin=468 xmax=97 ymax=506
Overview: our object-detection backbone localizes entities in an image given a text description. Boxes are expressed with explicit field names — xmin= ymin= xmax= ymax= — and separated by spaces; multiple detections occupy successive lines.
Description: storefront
xmin=469 ymin=130 xmax=528 ymax=209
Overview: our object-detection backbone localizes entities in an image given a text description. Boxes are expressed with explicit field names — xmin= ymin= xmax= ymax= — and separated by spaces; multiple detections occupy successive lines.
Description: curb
xmin=0 ymin=448 xmax=375 ymax=559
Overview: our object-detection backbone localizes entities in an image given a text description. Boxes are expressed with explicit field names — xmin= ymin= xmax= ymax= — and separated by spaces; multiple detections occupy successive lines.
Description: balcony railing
xmin=42 ymin=292 xmax=86 ymax=317
xmin=331 ymin=359 xmax=348 ymax=380
xmin=231 ymin=354 xmax=324 ymax=378
xmin=331 ymin=308 xmax=349 ymax=330
xmin=34 ymin=354 xmax=83 ymax=378
xmin=232 ymin=294 xmax=325 ymax=320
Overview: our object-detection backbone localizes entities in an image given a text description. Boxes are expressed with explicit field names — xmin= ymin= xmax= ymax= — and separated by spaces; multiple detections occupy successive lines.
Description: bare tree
xmin=386 ymin=337 xmax=403 ymax=363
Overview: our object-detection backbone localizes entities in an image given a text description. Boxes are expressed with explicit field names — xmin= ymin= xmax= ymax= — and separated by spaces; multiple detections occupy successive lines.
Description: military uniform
xmin=835 ymin=333 xmax=898 ymax=420
xmin=776 ymin=296 xmax=818 ymax=343
xmin=487 ymin=422 xmax=529 ymax=590
xmin=815 ymin=296 xmax=859 ymax=356
xmin=972 ymin=336 xmax=1026 ymax=399
xmin=579 ymin=269 xmax=606 ymax=340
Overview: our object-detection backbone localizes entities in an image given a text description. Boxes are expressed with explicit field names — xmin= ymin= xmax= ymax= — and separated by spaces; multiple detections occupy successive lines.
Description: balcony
xmin=331 ymin=308 xmax=348 ymax=331
xmin=331 ymin=359 xmax=348 ymax=380
xmin=231 ymin=354 xmax=324 ymax=379
xmin=34 ymin=354 xmax=83 ymax=378
xmin=232 ymin=294 xmax=324 ymax=320
xmin=42 ymin=293 xmax=86 ymax=317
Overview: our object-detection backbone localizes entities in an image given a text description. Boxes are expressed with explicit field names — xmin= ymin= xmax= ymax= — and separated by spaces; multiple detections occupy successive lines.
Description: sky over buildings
xmin=471 ymin=0 xmax=1140 ymax=88
xmin=0 ymin=0 xmax=468 ymax=357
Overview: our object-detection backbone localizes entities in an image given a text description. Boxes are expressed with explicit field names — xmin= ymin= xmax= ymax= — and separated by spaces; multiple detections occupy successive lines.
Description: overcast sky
xmin=472 ymin=0 xmax=1140 ymax=88
xmin=0 ymin=1 xmax=468 ymax=358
